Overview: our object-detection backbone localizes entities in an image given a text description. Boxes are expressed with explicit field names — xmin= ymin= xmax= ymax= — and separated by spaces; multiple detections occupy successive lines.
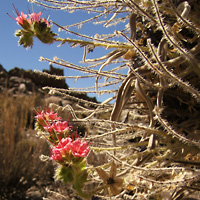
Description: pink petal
xmin=70 ymin=140 xmax=90 ymax=157
xmin=29 ymin=12 xmax=42 ymax=22
xmin=51 ymin=147 xmax=63 ymax=161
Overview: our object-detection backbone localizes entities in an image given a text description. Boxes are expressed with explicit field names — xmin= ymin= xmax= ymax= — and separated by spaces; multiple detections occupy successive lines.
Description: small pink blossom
xmin=7 ymin=4 xmax=30 ymax=28
xmin=70 ymin=139 xmax=90 ymax=157
xmin=53 ymin=121 xmax=72 ymax=134
xmin=35 ymin=110 xmax=45 ymax=121
xmin=15 ymin=11 xmax=28 ymax=25
xmin=8 ymin=4 xmax=50 ymax=28
xmin=51 ymin=137 xmax=72 ymax=162
xmin=50 ymin=137 xmax=90 ymax=162
xmin=34 ymin=107 xmax=61 ymax=122
xmin=29 ymin=12 xmax=42 ymax=23
xmin=43 ymin=123 xmax=55 ymax=133
xmin=45 ymin=112 xmax=61 ymax=121
xmin=51 ymin=147 xmax=63 ymax=162
xmin=43 ymin=107 xmax=61 ymax=121
xmin=59 ymin=137 xmax=72 ymax=153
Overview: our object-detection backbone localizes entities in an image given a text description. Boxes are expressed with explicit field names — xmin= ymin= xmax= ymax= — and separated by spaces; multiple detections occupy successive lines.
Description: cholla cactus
xmin=12 ymin=0 xmax=200 ymax=199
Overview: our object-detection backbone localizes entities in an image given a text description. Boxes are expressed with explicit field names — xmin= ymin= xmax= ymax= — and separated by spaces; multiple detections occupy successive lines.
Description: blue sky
xmin=1 ymin=0 xmax=127 ymax=102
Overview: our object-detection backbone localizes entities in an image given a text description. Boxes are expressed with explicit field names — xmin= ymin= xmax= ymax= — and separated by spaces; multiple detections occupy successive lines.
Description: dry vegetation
xmin=0 ymin=92 xmax=54 ymax=199
xmin=5 ymin=0 xmax=200 ymax=199
xmin=32 ymin=0 xmax=200 ymax=199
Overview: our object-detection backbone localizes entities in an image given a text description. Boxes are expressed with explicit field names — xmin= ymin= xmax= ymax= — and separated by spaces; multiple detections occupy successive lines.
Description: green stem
xmin=54 ymin=37 xmax=133 ymax=49
xmin=72 ymin=185 xmax=92 ymax=200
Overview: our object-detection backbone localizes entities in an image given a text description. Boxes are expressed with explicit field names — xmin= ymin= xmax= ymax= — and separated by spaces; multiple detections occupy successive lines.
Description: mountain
xmin=0 ymin=63 xmax=97 ymax=104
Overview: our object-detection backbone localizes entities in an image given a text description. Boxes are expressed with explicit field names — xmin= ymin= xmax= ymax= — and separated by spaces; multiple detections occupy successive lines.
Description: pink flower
xmin=34 ymin=107 xmax=61 ymax=122
xmin=59 ymin=137 xmax=72 ymax=153
xmin=15 ymin=11 xmax=28 ymax=25
xmin=29 ymin=12 xmax=42 ymax=23
xmin=53 ymin=121 xmax=72 ymax=134
xmin=7 ymin=4 xmax=30 ymax=28
xmin=41 ymin=18 xmax=50 ymax=27
xmin=8 ymin=4 xmax=50 ymax=29
xmin=51 ymin=137 xmax=72 ymax=162
xmin=70 ymin=139 xmax=90 ymax=157
xmin=43 ymin=123 xmax=55 ymax=133
xmin=35 ymin=110 xmax=45 ymax=121
xmin=45 ymin=111 xmax=61 ymax=121
xmin=29 ymin=12 xmax=50 ymax=27
xmin=34 ymin=108 xmax=62 ymax=136
xmin=51 ymin=147 xmax=63 ymax=162
xmin=50 ymin=137 xmax=90 ymax=162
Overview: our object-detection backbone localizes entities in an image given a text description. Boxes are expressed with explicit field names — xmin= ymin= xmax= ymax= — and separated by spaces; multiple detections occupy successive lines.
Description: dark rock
xmin=43 ymin=64 xmax=65 ymax=76
xmin=0 ymin=63 xmax=98 ymax=104
xmin=0 ymin=77 xmax=6 ymax=85
xmin=9 ymin=76 xmax=25 ymax=83
xmin=6 ymin=65 xmax=68 ymax=94
xmin=24 ymin=65 xmax=68 ymax=89
xmin=0 ymin=64 xmax=8 ymax=80
xmin=0 ymin=64 xmax=7 ymax=73
xmin=8 ymin=67 xmax=26 ymax=77
xmin=26 ymin=186 xmax=42 ymax=200
xmin=8 ymin=87 xmax=17 ymax=94
xmin=25 ymin=79 xmax=35 ymax=92
xmin=19 ymin=83 xmax=26 ymax=93
xmin=0 ymin=86 xmax=4 ymax=92
xmin=0 ymin=71 xmax=8 ymax=79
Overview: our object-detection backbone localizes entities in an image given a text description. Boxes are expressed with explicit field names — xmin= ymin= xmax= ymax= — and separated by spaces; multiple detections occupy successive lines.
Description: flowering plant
xmin=34 ymin=107 xmax=91 ymax=199
xmin=8 ymin=4 xmax=57 ymax=48
xmin=10 ymin=0 xmax=200 ymax=199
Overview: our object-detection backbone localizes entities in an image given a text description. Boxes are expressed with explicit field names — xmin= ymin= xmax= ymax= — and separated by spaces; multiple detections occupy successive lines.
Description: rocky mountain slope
xmin=0 ymin=63 xmax=97 ymax=105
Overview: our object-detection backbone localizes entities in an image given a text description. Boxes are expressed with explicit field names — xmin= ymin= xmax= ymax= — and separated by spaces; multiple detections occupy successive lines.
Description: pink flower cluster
xmin=8 ymin=4 xmax=50 ymax=28
xmin=51 ymin=137 xmax=90 ymax=162
xmin=34 ymin=107 xmax=72 ymax=137
xmin=9 ymin=4 xmax=57 ymax=48
xmin=34 ymin=107 xmax=90 ymax=162
xmin=35 ymin=107 xmax=61 ymax=122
